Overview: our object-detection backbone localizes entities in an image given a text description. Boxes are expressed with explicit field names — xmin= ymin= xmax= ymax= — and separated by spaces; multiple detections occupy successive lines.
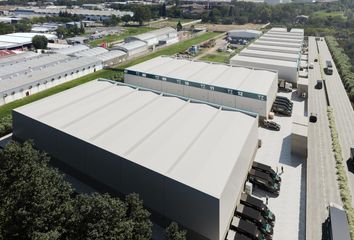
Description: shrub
xmin=0 ymin=115 xmax=12 ymax=137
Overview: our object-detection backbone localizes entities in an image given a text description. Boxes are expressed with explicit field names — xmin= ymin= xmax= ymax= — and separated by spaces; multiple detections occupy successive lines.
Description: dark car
xmin=240 ymin=193 xmax=276 ymax=223
xmin=309 ymin=113 xmax=317 ymax=123
xmin=315 ymin=80 xmax=323 ymax=89
xmin=262 ymin=120 xmax=280 ymax=131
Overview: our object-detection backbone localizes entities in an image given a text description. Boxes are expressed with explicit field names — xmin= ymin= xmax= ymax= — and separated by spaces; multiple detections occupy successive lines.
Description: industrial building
xmin=248 ymin=43 xmax=301 ymax=54
xmin=0 ymin=51 xmax=38 ymax=67
xmin=255 ymin=39 xmax=302 ymax=48
xmin=113 ymin=40 xmax=148 ymax=56
xmin=230 ymin=55 xmax=299 ymax=84
xmin=13 ymin=7 xmax=133 ymax=21
xmin=259 ymin=36 xmax=303 ymax=44
xmin=0 ymin=53 xmax=70 ymax=79
xmin=0 ymin=55 xmax=102 ymax=106
xmin=227 ymin=29 xmax=262 ymax=41
xmin=263 ymin=33 xmax=304 ymax=40
xmin=0 ymin=32 xmax=57 ymax=50
xmin=54 ymin=44 xmax=90 ymax=55
xmin=124 ymin=27 xmax=178 ymax=47
xmin=239 ymin=49 xmax=301 ymax=62
xmin=124 ymin=56 xmax=278 ymax=118
xmin=268 ymin=27 xmax=304 ymax=36
xmin=12 ymin=79 xmax=259 ymax=240
xmin=74 ymin=48 xmax=127 ymax=66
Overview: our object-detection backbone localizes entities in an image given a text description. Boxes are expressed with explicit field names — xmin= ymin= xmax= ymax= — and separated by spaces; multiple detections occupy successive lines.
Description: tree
xmin=122 ymin=14 xmax=131 ymax=25
xmin=133 ymin=6 xmax=151 ymax=26
xmin=160 ymin=3 xmax=167 ymax=17
xmin=176 ymin=21 xmax=183 ymax=31
xmin=125 ymin=193 xmax=152 ymax=240
xmin=165 ymin=222 xmax=187 ymax=240
xmin=64 ymin=193 xmax=134 ymax=240
xmin=0 ymin=141 xmax=73 ymax=239
xmin=56 ymin=26 xmax=66 ymax=39
xmin=32 ymin=35 xmax=48 ymax=49
xmin=0 ymin=141 xmax=154 ymax=240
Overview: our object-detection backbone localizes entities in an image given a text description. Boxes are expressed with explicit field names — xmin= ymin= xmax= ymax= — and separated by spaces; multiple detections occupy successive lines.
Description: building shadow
xmin=291 ymin=91 xmax=306 ymax=103
xmin=279 ymin=135 xmax=303 ymax=168
xmin=298 ymin=160 xmax=306 ymax=240
xmin=321 ymin=217 xmax=330 ymax=240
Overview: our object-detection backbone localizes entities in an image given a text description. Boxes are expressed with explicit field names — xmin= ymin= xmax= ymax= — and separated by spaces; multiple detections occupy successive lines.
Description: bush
xmin=0 ymin=115 xmax=12 ymax=137
xmin=327 ymin=107 xmax=354 ymax=238
xmin=326 ymin=36 xmax=354 ymax=102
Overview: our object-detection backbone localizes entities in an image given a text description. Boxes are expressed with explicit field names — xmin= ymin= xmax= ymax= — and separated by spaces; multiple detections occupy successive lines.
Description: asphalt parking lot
xmin=253 ymin=90 xmax=306 ymax=240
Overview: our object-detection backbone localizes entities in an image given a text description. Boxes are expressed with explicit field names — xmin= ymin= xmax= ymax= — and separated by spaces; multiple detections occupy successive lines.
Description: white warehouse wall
xmin=1 ymin=65 xmax=103 ymax=106
xmin=124 ymin=74 xmax=273 ymax=117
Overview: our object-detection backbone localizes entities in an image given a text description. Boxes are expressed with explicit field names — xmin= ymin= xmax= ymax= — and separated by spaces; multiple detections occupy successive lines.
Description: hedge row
xmin=0 ymin=115 xmax=12 ymax=138
xmin=327 ymin=107 xmax=354 ymax=239
xmin=325 ymin=36 xmax=354 ymax=102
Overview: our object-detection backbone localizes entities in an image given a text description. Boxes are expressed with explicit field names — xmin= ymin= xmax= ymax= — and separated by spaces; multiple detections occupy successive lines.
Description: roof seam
xmin=166 ymin=106 xmax=222 ymax=174
xmin=123 ymin=99 xmax=191 ymax=156
xmin=89 ymin=91 xmax=162 ymax=142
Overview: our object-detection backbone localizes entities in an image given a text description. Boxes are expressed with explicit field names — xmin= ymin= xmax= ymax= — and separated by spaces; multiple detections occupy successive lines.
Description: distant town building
xmin=13 ymin=7 xmax=133 ymax=22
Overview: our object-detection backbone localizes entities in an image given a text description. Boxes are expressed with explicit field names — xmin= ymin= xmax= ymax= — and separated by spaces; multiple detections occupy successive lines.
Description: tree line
xmin=0 ymin=141 xmax=186 ymax=240
xmin=326 ymin=36 xmax=354 ymax=102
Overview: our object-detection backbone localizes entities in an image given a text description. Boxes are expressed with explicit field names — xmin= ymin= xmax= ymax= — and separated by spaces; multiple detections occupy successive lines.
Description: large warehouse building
xmin=248 ymin=43 xmax=301 ymax=54
xmin=124 ymin=56 xmax=278 ymax=118
xmin=124 ymin=27 xmax=178 ymax=47
xmin=259 ymin=36 xmax=303 ymax=44
xmin=255 ymin=39 xmax=302 ymax=48
xmin=239 ymin=48 xmax=301 ymax=62
xmin=0 ymin=55 xmax=102 ymax=106
xmin=13 ymin=79 xmax=259 ymax=240
xmin=230 ymin=55 xmax=299 ymax=84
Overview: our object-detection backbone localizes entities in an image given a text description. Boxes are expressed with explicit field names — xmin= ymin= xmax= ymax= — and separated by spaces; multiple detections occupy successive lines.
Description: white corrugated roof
xmin=125 ymin=56 xmax=277 ymax=96
xmin=0 ymin=56 xmax=101 ymax=93
xmin=7 ymin=32 xmax=58 ymax=40
xmin=0 ymin=53 xmax=70 ymax=78
xmin=54 ymin=44 xmax=90 ymax=55
xmin=248 ymin=43 xmax=301 ymax=53
xmin=230 ymin=55 xmax=298 ymax=68
xmin=14 ymin=79 xmax=257 ymax=198
xmin=255 ymin=39 xmax=302 ymax=48
xmin=73 ymin=47 xmax=108 ymax=57
xmin=260 ymin=36 xmax=303 ymax=43
xmin=240 ymin=49 xmax=300 ymax=61
xmin=114 ymin=40 xmax=147 ymax=51
xmin=0 ymin=51 xmax=38 ymax=66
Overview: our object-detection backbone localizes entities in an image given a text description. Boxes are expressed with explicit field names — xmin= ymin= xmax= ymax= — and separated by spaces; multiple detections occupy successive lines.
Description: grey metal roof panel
xmin=73 ymin=47 xmax=108 ymax=57
xmin=0 ymin=51 xmax=38 ymax=66
xmin=0 ymin=53 xmax=70 ymax=79
xmin=14 ymin=79 xmax=258 ymax=198
xmin=230 ymin=55 xmax=298 ymax=68
xmin=329 ymin=205 xmax=351 ymax=240
xmin=95 ymin=50 xmax=126 ymax=61
xmin=54 ymin=45 xmax=90 ymax=55
xmin=0 ymin=56 xmax=101 ymax=93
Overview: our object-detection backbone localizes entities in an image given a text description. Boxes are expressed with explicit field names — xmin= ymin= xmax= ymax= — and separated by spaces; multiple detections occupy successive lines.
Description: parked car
xmin=240 ymin=193 xmax=276 ymax=223
xmin=314 ymin=58 xmax=318 ymax=62
xmin=309 ymin=113 xmax=317 ymax=123
xmin=315 ymin=80 xmax=323 ymax=89
xmin=309 ymin=62 xmax=314 ymax=69
xmin=262 ymin=120 xmax=280 ymax=131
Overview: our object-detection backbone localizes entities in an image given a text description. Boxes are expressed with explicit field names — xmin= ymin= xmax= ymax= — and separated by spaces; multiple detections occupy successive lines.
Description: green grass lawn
xmin=199 ymin=52 xmax=230 ymax=63
xmin=312 ymin=10 xmax=346 ymax=20
xmin=118 ymin=32 xmax=221 ymax=69
xmin=89 ymin=27 xmax=154 ymax=47
xmin=0 ymin=69 xmax=118 ymax=119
